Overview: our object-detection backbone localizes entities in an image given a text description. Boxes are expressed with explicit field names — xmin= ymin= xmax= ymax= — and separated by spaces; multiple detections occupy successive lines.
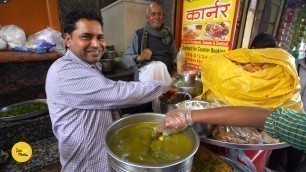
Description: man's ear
xmin=65 ymin=33 xmax=71 ymax=48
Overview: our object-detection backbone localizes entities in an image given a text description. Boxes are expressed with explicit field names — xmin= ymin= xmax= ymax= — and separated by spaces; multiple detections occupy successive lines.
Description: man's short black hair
xmin=250 ymin=32 xmax=277 ymax=49
xmin=64 ymin=9 xmax=103 ymax=35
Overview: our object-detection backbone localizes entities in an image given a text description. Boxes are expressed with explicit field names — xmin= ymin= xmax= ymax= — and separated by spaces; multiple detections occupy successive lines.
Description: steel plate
xmin=220 ymin=156 xmax=252 ymax=172
xmin=0 ymin=99 xmax=48 ymax=122
xmin=201 ymin=137 xmax=290 ymax=150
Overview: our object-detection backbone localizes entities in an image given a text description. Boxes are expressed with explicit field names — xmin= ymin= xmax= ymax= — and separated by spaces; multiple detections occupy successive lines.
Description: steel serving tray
xmin=201 ymin=137 xmax=290 ymax=150
xmin=0 ymin=99 xmax=48 ymax=122
xmin=176 ymin=100 xmax=290 ymax=150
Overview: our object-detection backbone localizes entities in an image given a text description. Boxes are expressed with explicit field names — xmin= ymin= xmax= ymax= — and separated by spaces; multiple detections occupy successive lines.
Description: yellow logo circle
xmin=11 ymin=142 xmax=32 ymax=162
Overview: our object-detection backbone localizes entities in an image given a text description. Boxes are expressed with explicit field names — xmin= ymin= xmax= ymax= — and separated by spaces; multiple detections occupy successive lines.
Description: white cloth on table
xmin=138 ymin=61 xmax=172 ymax=85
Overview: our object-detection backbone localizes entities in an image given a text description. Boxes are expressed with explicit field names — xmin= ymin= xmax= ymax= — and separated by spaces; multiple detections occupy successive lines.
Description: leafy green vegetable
xmin=0 ymin=102 xmax=48 ymax=118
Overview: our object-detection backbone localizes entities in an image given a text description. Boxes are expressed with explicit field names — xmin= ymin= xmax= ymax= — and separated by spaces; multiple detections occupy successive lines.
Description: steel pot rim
xmin=103 ymin=113 xmax=200 ymax=169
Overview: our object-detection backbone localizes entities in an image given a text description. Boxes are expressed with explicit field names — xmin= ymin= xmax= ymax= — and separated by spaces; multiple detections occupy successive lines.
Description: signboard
xmin=181 ymin=0 xmax=239 ymax=70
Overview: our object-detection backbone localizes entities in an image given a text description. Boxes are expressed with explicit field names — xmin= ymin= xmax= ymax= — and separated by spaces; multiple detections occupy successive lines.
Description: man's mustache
xmin=153 ymin=19 xmax=161 ymax=22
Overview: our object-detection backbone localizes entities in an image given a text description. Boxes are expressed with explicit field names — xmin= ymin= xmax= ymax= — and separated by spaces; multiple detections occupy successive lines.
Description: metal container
xmin=159 ymin=92 xmax=192 ymax=114
xmin=178 ymin=73 xmax=197 ymax=87
xmin=177 ymin=87 xmax=197 ymax=98
xmin=0 ymin=99 xmax=48 ymax=122
xmin=103 ymin=113 xmax=200 ymax=172
xmin=201 ymin=137 xmax=290 ymax=150
xmin=172 ymin=72 xmax=203 ymax=98
xmin=100 ymin=58 xmax=115 ymax=72
xmin=103 ymin=51 xmax=117 ymax=59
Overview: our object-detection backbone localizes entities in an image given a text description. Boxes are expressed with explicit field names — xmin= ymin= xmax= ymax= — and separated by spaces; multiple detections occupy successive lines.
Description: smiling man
xmin=65 ymin=18 xmax=105 ymax=64
xmin=123 ymin=2 xmax=177 ymax=112
xmin=45 ymin=9 xmax=177 ymax=171
xmin=123 ymin=2 xmax=177 ymax=84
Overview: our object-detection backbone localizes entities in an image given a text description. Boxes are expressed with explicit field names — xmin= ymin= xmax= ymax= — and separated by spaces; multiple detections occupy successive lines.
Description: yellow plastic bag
xmin=200 ymin=48 xmax=304 ymax=113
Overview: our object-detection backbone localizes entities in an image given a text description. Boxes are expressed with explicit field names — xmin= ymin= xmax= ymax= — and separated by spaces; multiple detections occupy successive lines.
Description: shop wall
xmin=0 ymin=1 xmax=62 ymax=108
xmin=100 ymin=0 xmax=175 ymax=54
xmin=58 ymin=0 xmax=104 ymax=32
xmin=58 ymin=0 xmax=174 ymax=33
xmin=101 ymin=0 xmax=150 ymax=54
xmin=0 ymin=0 xmax=61 ymax=35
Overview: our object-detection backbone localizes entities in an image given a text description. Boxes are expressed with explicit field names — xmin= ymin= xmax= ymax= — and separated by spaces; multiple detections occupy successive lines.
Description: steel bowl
xmin=103 ymin=113 xmax=200 ymax=172
xmin=177 ymin=86 xmax=197 ymax=98
xmin=176 ymin=100 xmax=221 ymax=138
xmin=177 ymin=73 xmax=197 ymax=87
xmin=159 ymin=92 xmax=192 ymax=114
xmin=172 ymin=74 xmax=203 ymax=98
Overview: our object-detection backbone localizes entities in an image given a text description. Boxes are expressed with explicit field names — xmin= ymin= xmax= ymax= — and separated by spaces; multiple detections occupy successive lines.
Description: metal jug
xmin=172 ymin=71 xmax=203 ymax=98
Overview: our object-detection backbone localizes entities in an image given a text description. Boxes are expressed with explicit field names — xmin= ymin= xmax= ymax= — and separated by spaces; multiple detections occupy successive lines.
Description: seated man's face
xmin=65 ymin=18 xmax=106 ymax=64
xmin=147 ymin=4 xmax=163 ymax=29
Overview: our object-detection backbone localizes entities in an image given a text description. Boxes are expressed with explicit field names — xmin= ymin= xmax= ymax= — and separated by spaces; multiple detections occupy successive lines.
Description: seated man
xmin=123 ymin=2 xmax=177 ymax=85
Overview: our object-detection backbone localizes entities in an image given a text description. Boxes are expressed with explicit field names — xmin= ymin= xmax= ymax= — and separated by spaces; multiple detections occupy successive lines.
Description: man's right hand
xmin=136 ymin=48 xmax=152 ymax=62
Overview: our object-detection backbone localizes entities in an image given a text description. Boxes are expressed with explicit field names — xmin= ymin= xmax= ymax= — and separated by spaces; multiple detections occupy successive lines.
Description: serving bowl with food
xmin=0 ymin=99 xmax=48 ymax=122
xmin=159 ymin=92 xmax=192 ymax=114
xmin=103 ymin=113 xmax=200 ymax=172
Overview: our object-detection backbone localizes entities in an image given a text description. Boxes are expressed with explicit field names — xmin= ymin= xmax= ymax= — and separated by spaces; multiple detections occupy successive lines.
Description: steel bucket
xmin=103 ymin=113 xmax=200 ymax=172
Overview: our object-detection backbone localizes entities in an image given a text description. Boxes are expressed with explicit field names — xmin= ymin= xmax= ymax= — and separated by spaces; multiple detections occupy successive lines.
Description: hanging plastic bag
xmin=27 ymin=28 xmax=66 ymax=55
xmin=199 ymin=48 xmax=304 ymax=113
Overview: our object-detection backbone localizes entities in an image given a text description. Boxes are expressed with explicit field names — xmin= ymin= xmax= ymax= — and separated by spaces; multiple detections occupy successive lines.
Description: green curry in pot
xmin=108 ymin=122 xmax=193 ymax=165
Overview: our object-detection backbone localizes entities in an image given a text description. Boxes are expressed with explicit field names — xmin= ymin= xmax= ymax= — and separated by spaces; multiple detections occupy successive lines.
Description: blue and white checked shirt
xmin=45 ymin=50 xmax=168 ymax=171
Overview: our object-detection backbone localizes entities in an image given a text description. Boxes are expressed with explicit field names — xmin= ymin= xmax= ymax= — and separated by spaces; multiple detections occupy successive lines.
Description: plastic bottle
xmin=177 ymin=47 xmax=186 ymax=74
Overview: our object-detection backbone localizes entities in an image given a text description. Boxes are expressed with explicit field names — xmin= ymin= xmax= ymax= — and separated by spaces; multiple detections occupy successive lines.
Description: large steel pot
xmin=103 ymin=113 xmax=200 ymax=172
